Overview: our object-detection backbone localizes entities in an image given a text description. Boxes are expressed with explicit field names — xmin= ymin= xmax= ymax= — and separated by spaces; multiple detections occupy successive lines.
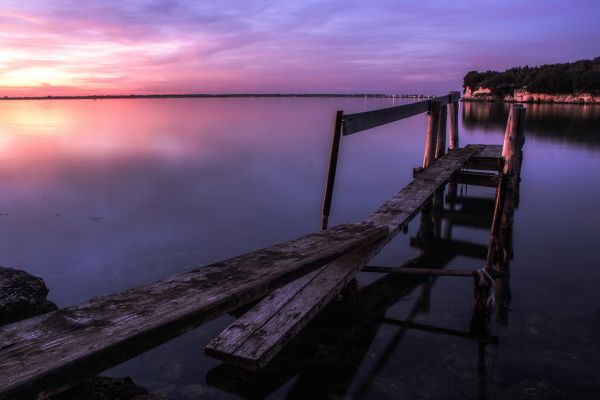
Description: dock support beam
xmin=448 ymin=91 xmax=460 ymax=150
xmin=435 ymin=104 xmax=448 ymax=159
xmin=423 ymin=100 xmax=441 ymax=168
xmin=321 ymin=110 xmax=344 ymax=230
xmin=474 ymin=104 xmax=526 ymax=313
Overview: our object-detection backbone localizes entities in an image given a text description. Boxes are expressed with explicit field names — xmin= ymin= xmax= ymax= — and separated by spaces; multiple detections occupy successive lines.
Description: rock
xmin=0 ymin=266 xmax=58 ymax=325
xmin=49 ymin=376 xmax=150 ymax=400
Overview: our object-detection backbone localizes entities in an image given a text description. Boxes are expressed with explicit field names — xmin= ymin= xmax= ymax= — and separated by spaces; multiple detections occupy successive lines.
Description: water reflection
xmin=2 ymin=99 xmax=600 ymax=399
xmin=462 ymin=101 xmax=600 ymax=148
xmin=206 ymin=177 xmax=515 ymax=400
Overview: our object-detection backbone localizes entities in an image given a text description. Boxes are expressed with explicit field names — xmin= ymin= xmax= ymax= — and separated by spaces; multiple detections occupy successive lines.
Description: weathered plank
xmin=205 ymin=240 xmax=385 ymax=370
xmin=0 ymin=222 xmax=387 ymax=400
xmin=362 ymin=266 xmax=482 ymax=277
xmin=342 ymin=92 xmax=460 ymax=135
xmin=204 ymin=146 xmax=484 ymax=370
xmin=367 ymin=145 xmax=485 ymax=232
xmin=454 ymin=171 xmax=499 ymax=188
xmin=0 ymin=144 xmax=486 ymax=395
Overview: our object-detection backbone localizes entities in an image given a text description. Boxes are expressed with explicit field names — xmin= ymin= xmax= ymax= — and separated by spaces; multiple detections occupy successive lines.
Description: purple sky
xmin=1 ymin=0 xmax=599 ymax=95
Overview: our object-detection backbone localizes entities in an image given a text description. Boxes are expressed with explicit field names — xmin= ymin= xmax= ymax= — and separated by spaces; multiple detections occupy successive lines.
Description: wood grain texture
xmin=0 ymin=143 xmax=485 ymax=396
xmin=0 ymin=222 xmax=387 ymax=399
xmin=205 ymin=240 xmax=385 ymax=370
xmin=342 ymin=92 xmax=460 ymax=136
xmin=205 ymin=146 xmax=484 ymax=370
xmin=368 ymin=145 xmax=485 ymax=233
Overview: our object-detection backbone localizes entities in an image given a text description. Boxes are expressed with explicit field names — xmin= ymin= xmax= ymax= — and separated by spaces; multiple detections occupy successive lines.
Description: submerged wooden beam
xmin=454 ymin=171 xmax=500 ymax=188
xmin=0 ymin=222 xmax=387 ymax=400
xmin=363 ymin=266 xmax=475 ymax=277
xmin=342 ymin=92 xmax=460 ymax=136
xmin=381 ymin=318 xmax=499 ymax=344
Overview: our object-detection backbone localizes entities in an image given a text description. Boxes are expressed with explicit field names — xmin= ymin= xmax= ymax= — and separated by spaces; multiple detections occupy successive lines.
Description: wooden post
xmin=321 ymin=110 xmax=344 ymax=230
xmin=435 ymin=104 xmax=447 ymax=159
xmin=501 ymin=104 xmax=526 ymax=229
xmin=502 ymin=104 xmax=526 ymax=177
xmin=423 ymin=100 xmax=440 ymax=168
xmin=448 ymin=92 xmax=460 ymax=149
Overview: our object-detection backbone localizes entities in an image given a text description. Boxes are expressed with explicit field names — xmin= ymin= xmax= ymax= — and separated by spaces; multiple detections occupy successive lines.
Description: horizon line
xmin=0 ymin=92 xmax=445 ymax=101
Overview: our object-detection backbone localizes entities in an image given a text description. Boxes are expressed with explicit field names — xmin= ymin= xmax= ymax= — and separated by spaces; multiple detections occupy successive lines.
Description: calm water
xmin=1 ymin=98 xmax=599 ymax=399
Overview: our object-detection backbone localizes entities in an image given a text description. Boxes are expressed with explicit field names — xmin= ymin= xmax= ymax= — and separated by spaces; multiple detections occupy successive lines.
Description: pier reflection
xmin=206 ymin=175 xmax=520 ymax=400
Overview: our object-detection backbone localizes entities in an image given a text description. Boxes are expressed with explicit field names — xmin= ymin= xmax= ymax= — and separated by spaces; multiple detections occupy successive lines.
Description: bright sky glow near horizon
xmin=1 ymin=0 xmax=599 ymax=96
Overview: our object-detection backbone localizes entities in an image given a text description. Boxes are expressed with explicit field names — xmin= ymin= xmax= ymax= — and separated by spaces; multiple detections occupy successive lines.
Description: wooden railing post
xmin=423 ymin=100 xmax=440 ymax=168
xmin=449 ymin=91 xmax=460 ymax=149
xmin=435 ymin=104 xmax=448 ymax=159
xmin=321 ymin=110 xmax=344 ymax=230
xmin=500 ymin=104 xmax=526 ymax=230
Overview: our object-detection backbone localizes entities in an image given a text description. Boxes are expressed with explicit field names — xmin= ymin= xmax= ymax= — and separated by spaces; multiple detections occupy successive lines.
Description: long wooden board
xmin=204 ymin=145 xmax=484 ymax=369
xmin=342 ymin=93 xmax=460 ymax=136
xmin=0 ymin=222 xmax=387 ymax=399
xmin=205 ymin=240 xmax=385 ymax=370
xmin=366 ymin=145 xmax=484 ymax=232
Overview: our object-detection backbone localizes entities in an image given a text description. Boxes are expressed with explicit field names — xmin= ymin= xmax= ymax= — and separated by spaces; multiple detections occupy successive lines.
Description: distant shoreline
xmin=0 ymin=93 xmax=435 ymax=101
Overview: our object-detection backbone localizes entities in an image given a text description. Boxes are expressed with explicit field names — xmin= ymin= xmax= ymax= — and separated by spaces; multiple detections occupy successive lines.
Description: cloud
xmin=0 ymin=0 xmax=599 ymax=95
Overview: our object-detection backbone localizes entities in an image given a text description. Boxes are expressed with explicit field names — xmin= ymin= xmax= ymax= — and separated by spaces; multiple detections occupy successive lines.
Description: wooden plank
xmin=0 ymin=222 xmax=387 ymax=400
xmin=367 ymin=145 xmax=485 ymax=232
xmin=205 ymin=240 xmax=385 ymax=370
xmin=477 ymin=144 xmax=502 ymax=159
xmin=342 ymin=92 xmax=460 ymax=135
xmin=0 ymin=144 xmax=485 ymax=395
xmin=204 ymin=146 xmax=484 ymax=370
xmin=362 ymin=266 xmax=479 ymax=277
xmin=381 ymin=319 xmax=499 ymax=344
xmin=454 ymin=171 xmax=499 ymax=188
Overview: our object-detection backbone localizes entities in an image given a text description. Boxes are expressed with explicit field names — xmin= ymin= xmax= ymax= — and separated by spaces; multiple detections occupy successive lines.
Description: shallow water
xmin=1 ymin=98 xmax=599 ymax=399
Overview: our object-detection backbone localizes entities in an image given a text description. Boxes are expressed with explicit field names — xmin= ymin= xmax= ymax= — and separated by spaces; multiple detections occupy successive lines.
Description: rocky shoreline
xmin=463 ymin=87 xmax=600 ymax=104
xmin=0 ymin=266 xmax=166 ymax=400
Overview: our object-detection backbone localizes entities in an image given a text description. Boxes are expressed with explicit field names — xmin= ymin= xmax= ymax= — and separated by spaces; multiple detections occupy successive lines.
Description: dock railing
xmin=321 ymin=91 xmax=461 ymax=229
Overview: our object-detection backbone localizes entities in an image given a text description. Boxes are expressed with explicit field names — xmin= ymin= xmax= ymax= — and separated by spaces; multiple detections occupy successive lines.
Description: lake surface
xmin=1 ymin=98 xmax=599 ymax=399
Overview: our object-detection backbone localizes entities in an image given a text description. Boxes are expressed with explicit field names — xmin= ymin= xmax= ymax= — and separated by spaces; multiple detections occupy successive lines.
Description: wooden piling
xmin=435 ymin=105 xmax=448 ymax=159
xmin=321 ymin=110 xmax=344 ymax=230
xmin=423 ymin=100 xmax=440 ymax=168
xmin=502 ymin=104 xmax=526 ymax=177
xmin=448 ymin=92 xmax=459 ymax=150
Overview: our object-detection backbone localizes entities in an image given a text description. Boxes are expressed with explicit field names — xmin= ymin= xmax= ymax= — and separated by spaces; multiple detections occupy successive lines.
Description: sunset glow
xmin=1 ymin=0 xmax=599 ymax=96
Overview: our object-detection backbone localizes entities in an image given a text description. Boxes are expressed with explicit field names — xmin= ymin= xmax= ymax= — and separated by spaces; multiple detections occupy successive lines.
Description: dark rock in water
xmin=48 ymin=376 xmax=158 ymax=400
xmin=0 ymin=266 xmax=58 ymax=325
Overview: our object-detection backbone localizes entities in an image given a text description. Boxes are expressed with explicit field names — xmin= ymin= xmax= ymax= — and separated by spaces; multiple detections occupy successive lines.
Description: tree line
xmin=463 ymin=56 xmax=600 ymax=96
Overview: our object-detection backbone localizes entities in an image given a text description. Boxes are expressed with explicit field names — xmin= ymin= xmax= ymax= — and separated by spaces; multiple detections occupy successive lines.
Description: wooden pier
xmin=0 ymin=94 xmax=526 ymax=399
